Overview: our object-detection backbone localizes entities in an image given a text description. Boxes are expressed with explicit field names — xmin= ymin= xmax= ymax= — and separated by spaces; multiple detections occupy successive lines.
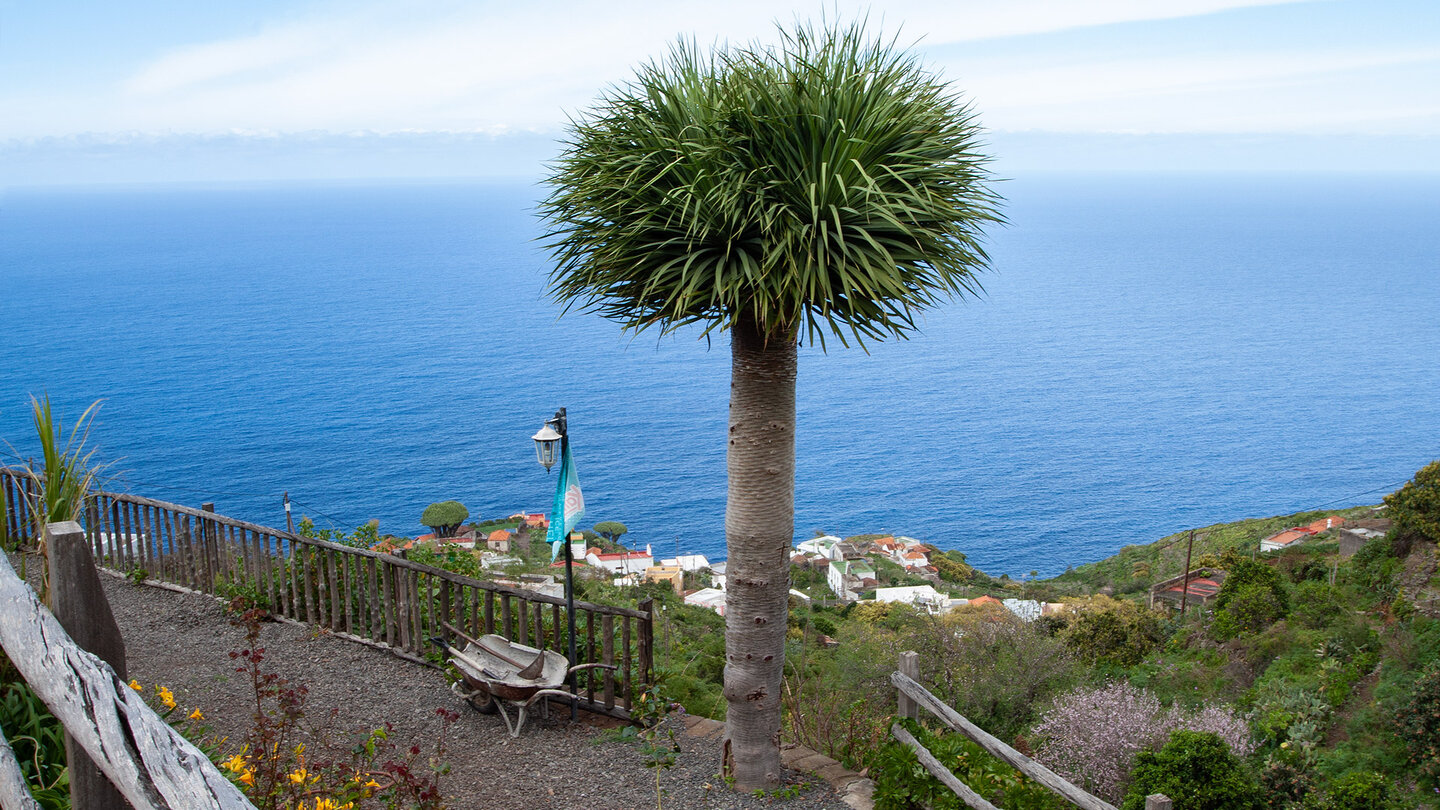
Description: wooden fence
xmin=891 ymin=651 xmax=1172 ymax=810
xmin=0 ymin=523 xmax=254 ymax=809
xmin=1 ymin=468 xmax=654 ymax=720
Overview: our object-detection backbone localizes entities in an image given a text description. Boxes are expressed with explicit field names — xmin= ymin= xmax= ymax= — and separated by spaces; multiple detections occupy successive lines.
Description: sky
xmin=2 ymin=0 xmax=1437 ymax=185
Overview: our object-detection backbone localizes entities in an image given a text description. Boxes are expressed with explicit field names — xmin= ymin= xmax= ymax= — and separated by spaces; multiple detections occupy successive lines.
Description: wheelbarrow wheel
xmin=465 ymin=684 xmax=498 ymax=714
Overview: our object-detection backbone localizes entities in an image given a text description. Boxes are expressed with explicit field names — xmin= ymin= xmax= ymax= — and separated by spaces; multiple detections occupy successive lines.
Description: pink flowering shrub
xmin=1031 ymin=681 xmax=1254 ymax=802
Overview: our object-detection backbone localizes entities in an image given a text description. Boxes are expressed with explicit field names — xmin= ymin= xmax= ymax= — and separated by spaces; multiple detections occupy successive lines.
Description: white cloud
xmin=2 ymin=0 xmax=1326 ymax=139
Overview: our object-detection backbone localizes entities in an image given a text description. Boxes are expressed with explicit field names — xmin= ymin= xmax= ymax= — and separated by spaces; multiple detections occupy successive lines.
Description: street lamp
xmin=533 ymin=407 xmax=579 ymax=720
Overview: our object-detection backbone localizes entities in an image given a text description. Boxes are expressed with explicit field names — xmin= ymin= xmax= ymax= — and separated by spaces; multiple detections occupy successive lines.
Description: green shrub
xmin=0 ymin=682 xmax=69 ymax=809
xmin=1321 ymin=770 xmax=1399 ymax=810
xmin=1290 ymin=581 xmax=1347 ymax=630
xmin=1121 ymin=730 xmax=1264 ymax=810
xmin=1059 ymin=596 xmax=1167 ymax=667
xmin=1383 ymin=460 xmax=1440 ymax=548
xmin=1395 ymin=663 xmax=1440 ymax=784
xmin=873 ymin=719 xmax=1064 ymax=810
xmin=420 ymin=500 xmax=469 ymax=537
xmin=1211 ymin=559 xmax=1288 ymax=639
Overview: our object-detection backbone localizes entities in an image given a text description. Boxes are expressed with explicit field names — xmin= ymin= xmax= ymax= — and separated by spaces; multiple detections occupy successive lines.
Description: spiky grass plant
xmin=13 ymin=396 xmax=107 ymax=599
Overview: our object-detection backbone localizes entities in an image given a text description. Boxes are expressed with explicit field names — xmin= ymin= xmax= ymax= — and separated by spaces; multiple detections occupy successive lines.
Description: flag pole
xmin=556 ymin=408 xmax=579 ymax=721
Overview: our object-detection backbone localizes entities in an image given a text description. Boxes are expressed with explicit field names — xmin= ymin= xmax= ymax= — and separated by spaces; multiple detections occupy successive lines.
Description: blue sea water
xmin=1 ymin=173 xmax=1437 ymax=577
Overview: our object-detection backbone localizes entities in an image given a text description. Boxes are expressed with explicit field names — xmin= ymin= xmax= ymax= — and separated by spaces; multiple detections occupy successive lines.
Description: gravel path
xmin=100 ymin=572 xmax=850 ymax=810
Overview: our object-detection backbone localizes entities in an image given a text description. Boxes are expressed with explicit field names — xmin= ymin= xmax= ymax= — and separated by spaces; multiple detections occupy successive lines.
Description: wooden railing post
xmin=46 ymin=520 xmax=132 ymax=810
xmin=897 ymin=651 xmax=919 ymax=720
xmin=1145 ymin=796 xmax=1172 ymax=810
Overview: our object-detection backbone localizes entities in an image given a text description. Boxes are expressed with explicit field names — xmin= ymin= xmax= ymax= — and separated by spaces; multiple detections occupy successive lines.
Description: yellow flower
xmin=364 ymin=779 xmax=380 ymax=789
xmin=188 ymin=708 xmax=203 ymax=721
xmin=128 ymin=679 xmax=143 ymax=692
xmin=239 ymin=770 xmax=254 ymax=786
xmin=224 ymin=754 xmax=247 ymax=774
xmin=288 ymin=768 xmax=308 ymax=785
xmin=156 ymin=686 xmax=176 ymax=710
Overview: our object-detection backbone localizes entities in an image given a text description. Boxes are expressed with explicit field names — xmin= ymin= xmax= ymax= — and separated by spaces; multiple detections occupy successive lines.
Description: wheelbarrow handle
xmin=567 ymin=662 xmax=618 ymax=676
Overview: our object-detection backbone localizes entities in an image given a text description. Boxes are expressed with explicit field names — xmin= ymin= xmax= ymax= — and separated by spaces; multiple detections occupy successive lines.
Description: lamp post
xmin=532 ymin=407 xmax=579 ymax=720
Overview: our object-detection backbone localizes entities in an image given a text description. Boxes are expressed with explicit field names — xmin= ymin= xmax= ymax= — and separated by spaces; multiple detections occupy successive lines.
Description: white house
xmin=684 ymin=588 xmax=728 ymax=615
xmin=796 ymin=535 xmax=843 ymax=559
xmin=710 ymin=561 xmax=727 ymax=591
xmin=1002 ymin=598 xmax=1043 ymax=622
xmin=875 ymin=585 xmax=950 ymax=613
xmin=828 ymin=559 xmax=876 ymax=601
xmin=586 ymin=548 xmax=654 ymax=574
xmin=659 ymin=554 xmax=711 ymax=572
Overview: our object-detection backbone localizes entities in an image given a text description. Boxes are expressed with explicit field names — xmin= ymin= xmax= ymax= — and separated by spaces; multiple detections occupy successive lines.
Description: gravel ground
xmin=98 ymin=572 xmax=851 ymax=810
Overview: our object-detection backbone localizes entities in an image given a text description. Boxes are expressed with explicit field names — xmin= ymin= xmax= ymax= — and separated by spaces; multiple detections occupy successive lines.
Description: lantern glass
xmin=532 ymin=424 xmax=562 ymax=470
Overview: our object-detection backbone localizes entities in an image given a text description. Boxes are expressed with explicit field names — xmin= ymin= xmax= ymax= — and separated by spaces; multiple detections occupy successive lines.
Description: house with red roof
xmin=586 ymin=547 xmax=654 ymax=575
xmin=1260 ymin=515 xmax=1345 ymax=552
xmin=486 ymin=529 xmax=512 ymax=553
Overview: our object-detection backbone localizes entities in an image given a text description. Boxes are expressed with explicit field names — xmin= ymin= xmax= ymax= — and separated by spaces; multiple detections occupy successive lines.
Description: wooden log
xmin=396 ymin=566 xmax=412 ymax=651
xmin=585 ymin=610 xmax=597 ymax=705
xmin=302 ymin=548 xmax=317 ymax=625
xmin=637 ymin=597 xmax=653 ymax=690
xmin=898 ymin=651 xmax=920 ymax=720
xmin=890 ymin=671 xmax=1118 ymax=810
xmin=0 ymin=727 xmax=43 ymax=810
xmin=0 ymin=550 xmax=253 ymax=810
xmin=439 ymin=580 xmax=452 ymax=642
xmin=409 ymin=570 xmax=423 ymax=652
xmin=621 ymin=615 xmax=632 ymax=709
xmin=46 ymin=520 xmax=134 ymax=810
xmin=326 ymin=549 xmax=342 ymax=630
xmin=483 ymin=590 xmax=495 ymax=635
xmin=500 ymin=594 xmax=512 ymax=640
xmin=891 ymin=723 xmax=1000 ymax=810
xmin=383 ymin=561 xmax=397 ymax=646
xmin=517 ymin=599 xmax=529 ymax=646
xmin=367 ymin=557 xmax=380 ymax=641
xmin=602 ymin=614 xmax=615 ymax=711
xmin=1145 ymin=797 xmax=1173 ymax=810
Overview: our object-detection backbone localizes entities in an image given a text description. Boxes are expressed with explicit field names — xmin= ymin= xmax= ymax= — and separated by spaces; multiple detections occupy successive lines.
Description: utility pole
xmin=1179 ymin=529 xmax=1196 ymax=617
xmin=284 ymin=492 xmax=294 ymax=534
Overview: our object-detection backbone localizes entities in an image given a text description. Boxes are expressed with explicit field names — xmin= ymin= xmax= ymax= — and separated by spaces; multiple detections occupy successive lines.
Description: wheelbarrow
xmin=431 ymin=623 xmax=615 ymax=737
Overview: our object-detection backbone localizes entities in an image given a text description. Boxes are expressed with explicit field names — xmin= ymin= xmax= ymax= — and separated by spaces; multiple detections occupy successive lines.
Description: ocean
xmin=1 ymin=173 xmax=1437 ymax=576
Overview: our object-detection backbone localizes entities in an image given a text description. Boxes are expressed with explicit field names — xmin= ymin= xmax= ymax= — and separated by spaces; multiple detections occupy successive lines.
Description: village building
xmin=874 ymin=584 xmax=949 ymax=614
xmin=1002 ymin=598 xmax=1043 ymax=622
xmin=684 ymin=587 xmax=727 ymax=615
xmin=1259 ymin=515 xmax=1345 ymax=553
xmin=828 ymin=559 xmax=877 ymax=601
xmin=1149 ymin=568 xmax=1228 ymax=611
xmin=709 ymin=561 xmax=727 ymax=591
xmin=1337 ymin=526 xmax=1386 ymax=558
xmin=796 ymin=536 xmax=843 ymax=559
xmin=644 ymin=565 xmax=684 ymax=595
xmin=485 ymin=529 xmax=512 ymax=553
xmin=658 ymin=554 xmax=711 ymax=572
xmin=586 ymin=547 xmax=654 ymax=574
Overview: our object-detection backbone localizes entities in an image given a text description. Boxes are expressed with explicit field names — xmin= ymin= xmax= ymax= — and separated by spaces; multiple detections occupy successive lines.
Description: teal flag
xmin=546 ymin=442 xmax=584 ymax=561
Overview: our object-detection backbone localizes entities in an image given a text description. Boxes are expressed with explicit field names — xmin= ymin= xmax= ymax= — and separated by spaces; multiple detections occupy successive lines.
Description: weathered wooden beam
xmin=890 ymin=723 xmax=1000 ymax=810
xmin=0 ymin=728 xmax=43 ymax=810
xmin=891 ymin=671 xmax=1117 ymax=810
xmin=0 ymin=548 xmax=254 ymax=809
xmin=1145 ymin=796 xmax=1173 ymax=810
xmin=47 ymin=520 xmax=132 ymax=810
xmin=897 ymin=651 xmax=919 ymax=720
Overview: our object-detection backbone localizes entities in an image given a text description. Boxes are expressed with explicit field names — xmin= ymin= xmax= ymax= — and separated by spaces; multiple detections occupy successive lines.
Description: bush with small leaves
xmin=1396 ymin=663 xmax=1440 ymax=784
xmin=1383 ymin=460 xmax=1440 ymax=548
xmin=1058 ymin=595 xmax=1167 ymax=667
xmin=1322 ymin=770 xmax=1399 ymax=810
xmin=1120 ymin=730 xmax=1263 ymax=810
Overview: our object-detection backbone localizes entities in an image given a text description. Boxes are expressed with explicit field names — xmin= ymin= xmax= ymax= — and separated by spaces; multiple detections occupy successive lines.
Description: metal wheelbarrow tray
xmin=432 ymin=624 xmax=614 ymax=737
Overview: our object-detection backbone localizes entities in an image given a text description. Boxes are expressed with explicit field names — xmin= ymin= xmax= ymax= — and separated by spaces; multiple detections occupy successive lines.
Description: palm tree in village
xmin=541 ymin=20 xmax=1001 ymax=790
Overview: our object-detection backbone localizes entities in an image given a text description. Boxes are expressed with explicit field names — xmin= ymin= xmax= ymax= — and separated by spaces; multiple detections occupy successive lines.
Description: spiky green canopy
xmin=541 ymin=21 xmax=1002 ymax=346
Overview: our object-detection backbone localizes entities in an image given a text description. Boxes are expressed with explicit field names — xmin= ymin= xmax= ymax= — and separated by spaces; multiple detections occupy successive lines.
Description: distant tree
xmin=1384 ymin=460 xmax=1440 ymax=554
xmin=420 ymin=501 xmax=469 ymax=538
xmin=1210 ymin=558 xmax=1288 ymax=639
xmin=592 ymin=521 xmax=628 ymax=546
xmin=1059 ymin=595 xmax=1166 ymax=667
